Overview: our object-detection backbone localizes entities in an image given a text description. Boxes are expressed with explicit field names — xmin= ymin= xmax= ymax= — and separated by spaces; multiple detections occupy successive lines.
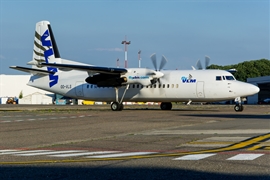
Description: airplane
xmin=10 ymin=21 xmax=260 ymax=112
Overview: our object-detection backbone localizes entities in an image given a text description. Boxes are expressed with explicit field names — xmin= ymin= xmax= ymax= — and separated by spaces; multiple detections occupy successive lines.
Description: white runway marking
xmin=227 ymin=154 xmax=264 ymax=160
xmin=0 ymin=148 xmax=267 ymax=161
xmin=0 ymin=114 xmax=93 ymax=123
xmin=88 ymin=152 xmax=156 ymax=158
xmin=50 ymin=151 xmax=120 ymax=157
xmin=15 ymin=120 xmax=23 ymax=122
xmin=0 ymin=149 xmax=19 ymax=153
xmin=1 ymin=150 xmax=52 ymax=155
xmin=18 ymin=150 xmax=86 ymax=156
xmin=28 ymin=119 xmax=36 ymax=121
xmin=173 ymin=154 xmax=216 ymax=160
xmin=143 ymin=129 xmax=270 ymax=135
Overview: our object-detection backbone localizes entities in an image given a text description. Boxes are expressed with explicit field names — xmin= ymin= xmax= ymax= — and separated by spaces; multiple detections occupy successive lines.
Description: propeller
xmin=150 ymin=53 xmax=168 ymax=71
xmin=195 ymin=55 xmax=210 ymax=70
xmin=205 ymin=56 xmax=210 ymax=69
xmin=149 ymin=53 xmax=168 ymax=84
xmin=196 ymin=59 xmax=203 ymax=70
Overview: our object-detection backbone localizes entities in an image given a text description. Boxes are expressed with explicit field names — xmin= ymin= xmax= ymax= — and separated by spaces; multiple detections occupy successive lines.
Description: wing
xmin=10 ymin=66 xmax=55 ymax=76
xmin=41 ymin=63 xmax=127 ymax=75
xmin=40 ymin=63 xmax=129 ymax=87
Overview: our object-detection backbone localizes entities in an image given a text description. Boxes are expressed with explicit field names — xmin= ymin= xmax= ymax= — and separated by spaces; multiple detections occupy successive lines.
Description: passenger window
xmin=171 ymin=84 xmax=174 ymax=88
xmin=216 ymin=76 xmax=222 ymax=81
xmin=163 ymin=84 xmax=165 ymax=88
xmin=176 ymin=84 xmax=179 ymax=88
xmin=167 ymin=84 xmax=170 ymax=88
xmin=154 ymin=84 xmax=156 ymax=88
xmin=159 ymin=84 xmax=162 ymax=88
xmin=137 ymin=84 xmax=140 ymax=88
xmin=141 ymin=85 xmax=144 ymax=88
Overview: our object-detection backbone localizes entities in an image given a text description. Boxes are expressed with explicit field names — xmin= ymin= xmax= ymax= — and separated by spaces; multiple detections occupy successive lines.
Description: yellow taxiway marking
xmin=1 ymin=133 xmax=270 ymax=164
xmin=247 ymin=145 xmax=261 ymax=151
xmin=188 ymin=141 xmax=233 ymax=145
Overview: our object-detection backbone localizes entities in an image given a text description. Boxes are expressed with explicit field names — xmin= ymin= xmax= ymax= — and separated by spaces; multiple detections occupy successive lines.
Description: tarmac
xmin=0 ymin=104 xmax=269 ymax=179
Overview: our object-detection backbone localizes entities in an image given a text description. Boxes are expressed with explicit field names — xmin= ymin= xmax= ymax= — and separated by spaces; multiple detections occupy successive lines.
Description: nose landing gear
xmin=234 ymin=104 xmax=244 ymax=112
xmin=234 ymin=97 xmax=245 ymax=112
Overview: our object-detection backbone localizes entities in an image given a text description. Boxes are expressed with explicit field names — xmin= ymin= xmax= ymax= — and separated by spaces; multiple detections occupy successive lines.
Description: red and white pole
xmin=121 ymin=36 xmax=131 ymax=68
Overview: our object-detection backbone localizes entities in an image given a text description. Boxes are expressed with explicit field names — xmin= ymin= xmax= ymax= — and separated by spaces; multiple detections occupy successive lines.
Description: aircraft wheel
xmin=168 ymin=103 xmax=172 ymax=110
xmin=119 ymin=103 xmax=124 ymax=111
xmin=111 ymin=102 xmax=122 ymax=111
xmin=234 ymin=105 xmax=243 ymax=112
xmin=160 ymin=102 xmax=172 ymax=110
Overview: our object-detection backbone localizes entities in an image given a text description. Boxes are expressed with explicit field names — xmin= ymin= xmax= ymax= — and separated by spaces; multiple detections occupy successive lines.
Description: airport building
xmin=247 ymin=76 xmax=270 ymax=104
xmin=0 ymin=74 xmax=53 ymax=104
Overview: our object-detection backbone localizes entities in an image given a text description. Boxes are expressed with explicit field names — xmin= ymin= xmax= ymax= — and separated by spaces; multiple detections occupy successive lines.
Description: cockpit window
xmin=216 ymin=76 xmax=222 ymax=81
xmin=225 ymin=76 xmax=235 ymax=80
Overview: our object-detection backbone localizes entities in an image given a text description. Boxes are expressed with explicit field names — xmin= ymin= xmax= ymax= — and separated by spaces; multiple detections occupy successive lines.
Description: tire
xmin=111 ymin=102 xmax=123 ymax=111
xmin=119 ymin=103 xmax=124 ymax=111
xmin=234 ymin=105 xmax=243 ymax=112
xmin=160 ymin=102 xmax=172 ymax=110
xmin=111 ymin=102 xmax=120 ymax=111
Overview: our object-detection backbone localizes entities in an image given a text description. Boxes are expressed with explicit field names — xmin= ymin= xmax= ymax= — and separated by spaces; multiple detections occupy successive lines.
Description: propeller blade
xmin=159 ymin=55 xmax=168 ymax=71
xmin=196 ymin=59 xmax=203 ymax=70
xmin=150 ymin=53 xmax=157 ymax=71
xmin=205 ymin=56 xmax=210 ymax=69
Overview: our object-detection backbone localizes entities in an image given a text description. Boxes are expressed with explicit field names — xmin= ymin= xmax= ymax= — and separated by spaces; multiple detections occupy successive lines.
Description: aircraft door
xmin=196 ymin=81 xmax=205 ymax=98
xmin=75 ymin=81 xmax=84 ymax=97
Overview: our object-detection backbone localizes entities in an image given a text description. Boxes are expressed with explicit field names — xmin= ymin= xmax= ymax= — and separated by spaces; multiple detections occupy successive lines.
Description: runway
xmin=0 ymin=104 xmax=269 ymax=179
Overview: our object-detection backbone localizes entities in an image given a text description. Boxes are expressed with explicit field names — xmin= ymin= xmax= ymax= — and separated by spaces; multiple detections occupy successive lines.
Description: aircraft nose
xmin=249 ymin=84 xmax=260 ymax=94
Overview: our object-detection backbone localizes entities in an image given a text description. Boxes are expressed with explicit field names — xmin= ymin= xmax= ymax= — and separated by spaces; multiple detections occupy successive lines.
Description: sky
xmin=0 ymin=0 xmax=269 ymax=75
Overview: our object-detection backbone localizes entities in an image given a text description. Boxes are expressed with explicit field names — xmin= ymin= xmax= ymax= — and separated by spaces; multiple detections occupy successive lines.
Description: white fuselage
xmin=27 ymin=69 xmax=259 ymax=103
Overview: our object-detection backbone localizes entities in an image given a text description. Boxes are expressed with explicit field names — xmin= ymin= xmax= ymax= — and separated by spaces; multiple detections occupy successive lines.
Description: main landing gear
xmin=160 ymin=102 xmax=172 ymax=110
xmin=111 ymin=102 xmax=123 ymax=111
xmin=111 ymin=85 xmax=129 ymax=111
xmin=234 ymin=97 xmax=244 ymax=112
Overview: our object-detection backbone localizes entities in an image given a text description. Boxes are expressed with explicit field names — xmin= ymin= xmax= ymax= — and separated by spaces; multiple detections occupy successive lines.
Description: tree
xmin=207 ymin=59 xmax=270 ymax=82
xmin=19 ymin=91 xmax=23 ymax=99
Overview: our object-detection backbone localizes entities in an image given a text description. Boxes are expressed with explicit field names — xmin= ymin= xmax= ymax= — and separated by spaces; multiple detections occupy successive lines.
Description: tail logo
xmin=40 ymin=30 xmax=58 ymax=87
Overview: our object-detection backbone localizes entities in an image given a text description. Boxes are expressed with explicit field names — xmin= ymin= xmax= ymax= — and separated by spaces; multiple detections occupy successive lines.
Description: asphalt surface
xmin=0 ymin=104 xmax=269 ymax=180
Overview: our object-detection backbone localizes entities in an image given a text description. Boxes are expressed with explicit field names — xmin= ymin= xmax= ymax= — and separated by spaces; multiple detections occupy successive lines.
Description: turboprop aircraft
xmin=10 ymin=21 xmax=260 ymax=112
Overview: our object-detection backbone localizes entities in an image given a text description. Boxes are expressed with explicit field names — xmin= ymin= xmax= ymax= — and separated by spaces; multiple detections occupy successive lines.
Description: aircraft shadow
xmin=184 ymin=114 xmax=270 ymax=119
xmin=0 ymin=166 xmax=268 ymax=180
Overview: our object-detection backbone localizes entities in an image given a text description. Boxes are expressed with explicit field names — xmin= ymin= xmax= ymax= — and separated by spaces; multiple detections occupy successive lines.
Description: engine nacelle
xmin=85 ymin=68 xmax=163 ymax=87
xmin=121 ymin=68 xmax=162 ymax=86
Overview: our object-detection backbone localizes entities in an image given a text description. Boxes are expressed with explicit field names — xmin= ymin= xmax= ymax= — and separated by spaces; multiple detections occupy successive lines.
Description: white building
xmin=0 ymin=74 xmax=53 ymax=104
xmin=18 ymin=92 xmax=53 ymax=104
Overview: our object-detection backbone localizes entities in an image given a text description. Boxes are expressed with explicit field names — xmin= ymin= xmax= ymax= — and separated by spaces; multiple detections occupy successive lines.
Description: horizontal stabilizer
xmin=9 ymin=66 xmax=55 ymax=75
xmin=41 ymin=63 xmax=127 ymax=74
